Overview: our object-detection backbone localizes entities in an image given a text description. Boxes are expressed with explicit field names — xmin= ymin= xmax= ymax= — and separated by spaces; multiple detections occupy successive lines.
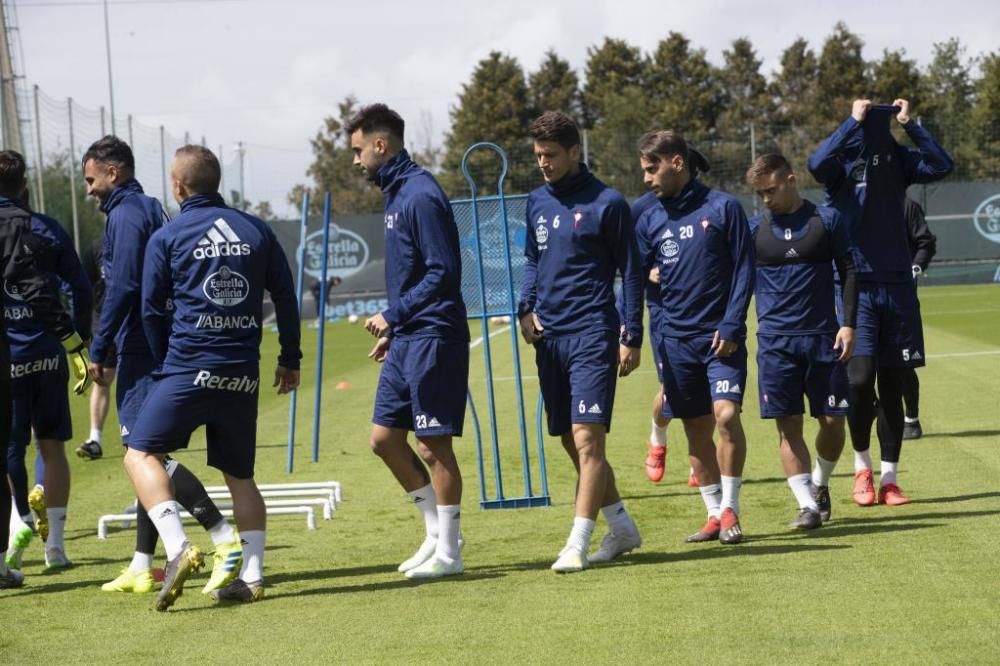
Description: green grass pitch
xmin=3 ymin=283 xmax=999 ymax=663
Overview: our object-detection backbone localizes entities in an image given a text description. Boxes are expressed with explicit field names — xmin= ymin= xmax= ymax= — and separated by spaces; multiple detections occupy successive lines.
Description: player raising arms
xmin=635 ymin=130 xmax=754 ymax=545
xmin=349 ymin=104 xmax=470 ymax=580
xmin=746 ymin=154 xmax=857 ymax=527
xmin=519 ymin=111 xmax=644 ymax=572
xmin=126 ymin=145 xmax=301 ymax=609
xmin=807 ymin=99 xmax=953 ymax=505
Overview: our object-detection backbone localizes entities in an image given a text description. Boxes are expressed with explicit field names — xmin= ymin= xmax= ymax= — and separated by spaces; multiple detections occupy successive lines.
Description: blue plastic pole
xmin=312 ymin=192 xmax=332 ymax=463
xmin=286 ymin=191 xmax=310 ymax=473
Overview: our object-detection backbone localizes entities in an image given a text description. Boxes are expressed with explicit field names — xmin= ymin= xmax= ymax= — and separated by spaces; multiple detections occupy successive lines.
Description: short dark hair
xmin=344 ymin=103 xmax=405 ymax=141
xmin=0 ymin=150 xmax=27 ymax=198
xmin=82 ymin=135 xmax=135 ymax=172
xmin=746 ymin=153 xmax=793 ymax=184
xmin=637 ymin=130 xmax=710 ymax=175
xmin=529 ymin=111 xmax=580 ymax=149
xmin=174 ymin=145 xmax=221 ymax=194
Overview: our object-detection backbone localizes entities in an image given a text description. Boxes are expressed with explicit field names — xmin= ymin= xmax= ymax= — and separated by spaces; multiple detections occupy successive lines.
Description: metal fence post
xmin=127 ymin=113 xmax=133 ymax=148
xmin=749 ymin=122 xmax=758 ymax=216
xmin=219 ymin=144 xmax=226 ymax=204
xmin=67 ymin=97 xmax=80 ymax=253
xmin=32 ymin=84 xmax=45 ymax=213
xmin=100 ymin=105 xmax=106 ymax=136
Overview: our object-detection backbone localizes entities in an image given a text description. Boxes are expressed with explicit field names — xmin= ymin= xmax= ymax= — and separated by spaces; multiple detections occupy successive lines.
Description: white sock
xmin=721 ymin=476 xmax=742 ymax=514
xmin=904 ymin=416 xmax=919 ymax=424
xmin=699 ymin=483 xmax=722 ymax=520
xmin=239 ymin=530 xmax=265 ymax=582
xmin=129 ymin=551 xmax=154 ymax=574
xmin=566 ymin=517 xmax=595 ymax=553
xmin=649 ymin=419 xmax=667 ymax=447
xmin=435 ymin=505 xmax=461 ymax=561
xmin=787 ymin=474 xmax=818 ymax=511
xmin=89 ymin=428 xmax=102 ymax=444
xmin=880 ymin=461 xmax=898 ymax=487
xmin=601 ymin=500 xmax=637 ymax=535
xmin=47 ymin=508 xmax=67 ymax=549
xmin=812 ymin=456 xmax=837 ymax=487
xmin=408 ymin=483 xmax=438 ymax=538
xmin=854 ymin=449 xmax=873 ymax=472
xmin=147 ymin=500 xmax=188 ymax=560
xmin=207 ymin=519 xmax=236 ymax=546
xmin=14 ymin=511 xmax=32 ymax=532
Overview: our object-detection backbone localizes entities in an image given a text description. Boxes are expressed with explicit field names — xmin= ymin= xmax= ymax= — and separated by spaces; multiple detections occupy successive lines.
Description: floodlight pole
xmin=103 ymin=0 xmax=116 ymax=135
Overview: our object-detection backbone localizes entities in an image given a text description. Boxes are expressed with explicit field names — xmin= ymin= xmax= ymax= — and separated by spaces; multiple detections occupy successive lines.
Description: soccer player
xmin=635 ymin=130 xmax=754 ymax=545
xmin=630 ymin=148 xmax=710 ymax=485
xmin=0 ymin=150 xmax=89 ymax=589
xmin=3 ymin=178 xmax=93 ymax=571
xmin=519 ymin=111 xmax=643 ymax=572
xmin=900 ymin=197 xmax=936 ymax=440
xmin=76 ymin=237 xmax=112 ymax=460
xmin=808 ymin=99 xmax=953 ymax=505
xmin=348 ymin=104 xmax=469 ymax=580
xmin=80 ymin=136 xmax=243 ymax=596
xmin=746 ymin=154 xmax=857 ymax=527
xmin=127 ymin=145 xmax=301 ymax=609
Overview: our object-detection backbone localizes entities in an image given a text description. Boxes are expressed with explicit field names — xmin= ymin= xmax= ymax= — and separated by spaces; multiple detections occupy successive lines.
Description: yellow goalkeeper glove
xmin=61 ymin=332 xmax=92 ymax=395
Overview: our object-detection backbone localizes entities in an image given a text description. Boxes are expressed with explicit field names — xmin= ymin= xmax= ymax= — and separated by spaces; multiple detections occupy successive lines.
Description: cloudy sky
xmin=13 ymin=0 xmax=998 ymax=216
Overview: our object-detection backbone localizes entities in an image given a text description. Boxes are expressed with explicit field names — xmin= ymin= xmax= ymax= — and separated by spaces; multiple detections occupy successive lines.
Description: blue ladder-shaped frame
xmin=460 ymin=142 xmax=551 ymax=509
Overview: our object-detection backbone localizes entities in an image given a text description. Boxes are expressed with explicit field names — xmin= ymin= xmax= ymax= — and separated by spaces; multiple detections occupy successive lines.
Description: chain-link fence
xmin=2 ymin=83 xmax=245 ymax=253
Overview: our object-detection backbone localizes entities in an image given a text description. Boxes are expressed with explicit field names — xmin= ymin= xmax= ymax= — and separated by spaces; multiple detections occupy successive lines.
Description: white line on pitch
xmin=470 ymin=325 xmax=511 ymax=349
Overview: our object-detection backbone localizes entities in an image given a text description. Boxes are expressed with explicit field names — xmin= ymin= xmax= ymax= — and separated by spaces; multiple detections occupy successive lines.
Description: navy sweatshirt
xmin=749 ymin=200 xmax=856 ymax=336
xmin=91 ymin=179 xmax=167 ymax=363
xmin=615 ymin=191 xmax=663 ymax=328
xmin=2 ymin=201 xmax=92 ymax=361
xmin=519 ymin=164 xmax=643 ymax=347
xmin=0 ymin=199 xmax=75 ymax=350
xmin=142 ymin=192 xmax=301 ymax=370
xmin=807 ymin=111 xmax=953 ymax=283
xmin=637 ymin=179 xmax=754 ymax=341
xmin=374 ymin=150 xmax=468 ymax=342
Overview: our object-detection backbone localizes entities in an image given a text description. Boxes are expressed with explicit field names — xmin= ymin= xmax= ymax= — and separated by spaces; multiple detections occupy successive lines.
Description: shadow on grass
xmin=267 ymin=562 xmax=402 ymax=584
xmin=920 ymin=429 xmax=1000 ymax=439
xmin=751 ymin=508 xmax=1000 ymax=542
xmin=911 ymin=491 xmax=1000 ymax=504
xmin=165 ymin=572 xmax=507 ymax=610
xmin=4 ymin=577 xmax=116 ymax=597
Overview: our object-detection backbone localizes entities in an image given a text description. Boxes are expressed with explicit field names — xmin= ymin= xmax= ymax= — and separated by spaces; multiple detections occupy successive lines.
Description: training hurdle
xmin=454 ymin=142 xmax=551 ymax=510
xmin=206 ymin=481 xmax=343 ymax=505
xmin=97 ymin=506 xmax=315 ymax=540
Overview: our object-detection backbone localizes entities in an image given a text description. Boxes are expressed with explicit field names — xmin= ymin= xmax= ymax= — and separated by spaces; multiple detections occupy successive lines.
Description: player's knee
xmin=847 ymin=357 xmax=876 ymax=388
xmin=713 ymin=401 xmax=740 ymax=430
xmin=818 ymin=415 xmax=845 ymax=434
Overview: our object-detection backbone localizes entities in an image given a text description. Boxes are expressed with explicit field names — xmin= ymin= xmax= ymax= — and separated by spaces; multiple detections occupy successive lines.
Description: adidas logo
xmin=194 ymin=218 xmax=251 ymax=259
xmin=587 ymin=403 xmax=602 ymax=414
xmin=663 ymin=229 xmax=674 ymax=238
xmin=120 ymin=425 xmax=130 ymax=436
xmin=838 ymin=399 xmax=849 ymax=408
xmin=158 ymin=507 xmax=176 ymax=519
xmin=911 ymin=351 xmax=923 ymax=360
xmin=414 ymin=495 xmax=426 ymax=503
xmin=428 ymin=417 xmax=441 ymax=428
xmin=784 ymin=248 xmax=799 ymax=258
xmin=730 ymin=384 xmax=742 ymax=395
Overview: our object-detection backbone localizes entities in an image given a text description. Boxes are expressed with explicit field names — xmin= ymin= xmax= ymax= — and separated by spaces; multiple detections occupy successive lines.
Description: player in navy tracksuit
xmin=81 ymin=136 xmax=240 ymax=598
xmin=808 ymin=99 xmax=953 ymax=506
xmin=0 ymin=150 xmax=88 ymax=590
xmin=519 ymin=111 xmax=644 ymax=572
xmin=746 ymin=154 xmax=858 ymax=528
xmin=347 ymin=104 xmax=469 ymax=580
xmin=3 ymin=196 xmax=92 ymax=571
xmin=625 ymin=148 xmax=712 ymax=487
xmin=635 ymin=130 xmax=754 ymax=545
xmin=129 ymin=145 xmax=301 ymax=609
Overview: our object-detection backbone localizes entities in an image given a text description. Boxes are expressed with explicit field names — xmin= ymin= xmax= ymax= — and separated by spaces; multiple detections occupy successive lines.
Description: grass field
xmin=3 ymin=283 xmax=999 ymax=664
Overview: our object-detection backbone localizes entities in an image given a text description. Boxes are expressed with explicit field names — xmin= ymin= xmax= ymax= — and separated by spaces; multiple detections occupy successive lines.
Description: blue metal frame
xmin=287 ymin=191 xmax=310 ymax=473
xmin=312 ymin=192 xmax=332 ymax=463
xmin=460 ymin=142 xmax=550 ymax=509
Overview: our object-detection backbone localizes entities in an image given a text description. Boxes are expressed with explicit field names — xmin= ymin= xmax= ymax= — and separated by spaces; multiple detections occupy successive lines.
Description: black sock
xmin=876 ymin=368 xmax=908 ymax=464
xmin=901 ymin=368 xmax=920 ymax=420
xmin=135 ymin=501 xmax=158 ymax=556
xmin=847 ymin=357 xmax=878 ymax=453
xmin=170 ymin=462 xmax=225 ymax=531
